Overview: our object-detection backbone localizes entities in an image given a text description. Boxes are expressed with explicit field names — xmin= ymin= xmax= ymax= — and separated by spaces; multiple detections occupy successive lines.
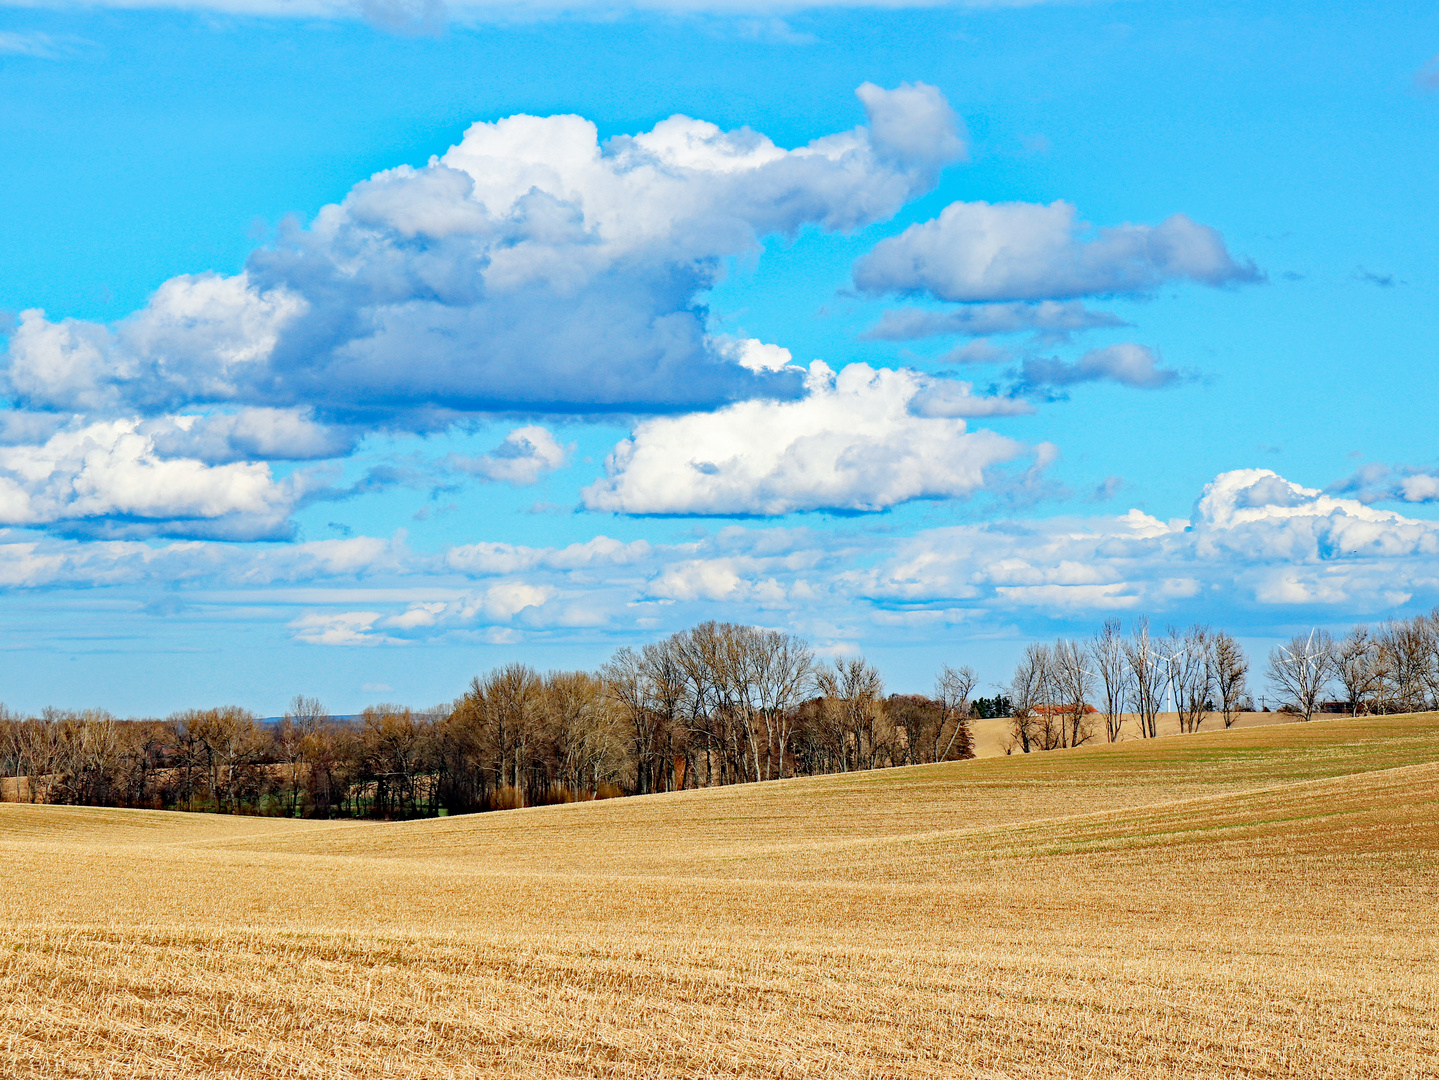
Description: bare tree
xmin=1334 ymin=626 xmax=1386 ymax=716
xmin=741 ymin=627 xmax=815 ymax=780
xmin=1051 ymin=639 xmax=1096 ymax=748
xmin=933 ymin=665 xmax=977 ymax=761
xmin=1212 ymin=631 xmax=1249 ymax=728
xmin=1089 ymin=620 xmax=1129 ymax=743
xmin=603 ymin=646 xmax=678 ymax=795
xmin=540 ymin=671 xmax=626 ymax=798
xmin=1375 ymin=618 xmax=1432 ymax=713
xmin=1123 ymin=618 xmax=1164 ymax=739
xmin=1006 ymin=643 xmax=1053 ymax=754
xmin=360 ymin=705 xmax=427 ymax=817
xmin=814 ymin=658 xmax=887 ymax=770
xmin=1266 ymin=629 xmax=1336 ymax=721
xmin=1173 ymin=626 xmax=1214 ymax=735
xmin=279 ymin=695 xmax=329 ymax=817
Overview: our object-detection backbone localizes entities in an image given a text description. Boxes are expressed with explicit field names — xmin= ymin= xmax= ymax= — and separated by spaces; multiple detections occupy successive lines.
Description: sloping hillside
xmin=2 ymin=714 xmax=1436 ymax=1078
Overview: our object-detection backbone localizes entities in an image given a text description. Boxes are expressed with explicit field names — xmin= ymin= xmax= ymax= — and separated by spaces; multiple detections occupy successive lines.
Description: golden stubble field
xmin=2 ymin=714 xmax=1437 ymax=1079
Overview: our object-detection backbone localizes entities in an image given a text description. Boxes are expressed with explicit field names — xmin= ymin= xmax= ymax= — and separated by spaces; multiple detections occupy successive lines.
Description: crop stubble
xmin=1 ymin=714 xmax=1436 ymax=1078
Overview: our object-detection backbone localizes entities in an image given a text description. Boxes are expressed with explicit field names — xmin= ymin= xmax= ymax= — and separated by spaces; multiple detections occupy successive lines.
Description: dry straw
xmin=2 ymin=713 xmax=1436 ymax=1077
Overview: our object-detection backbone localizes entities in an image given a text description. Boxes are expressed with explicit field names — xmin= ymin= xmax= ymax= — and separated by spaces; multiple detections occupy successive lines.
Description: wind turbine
xmin=1278 ymin=629 xmax=1328 ymax=715
xmin=1147 ymin=638 xmax=1192 ymax=720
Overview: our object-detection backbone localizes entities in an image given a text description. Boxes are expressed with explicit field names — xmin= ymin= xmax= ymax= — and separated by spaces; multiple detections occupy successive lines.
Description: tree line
xmin=1000 ymin=610 xmax=1439 ymax=754
xmin=0 ymin=622 xmax=972 ymax=817
xmin=4 ymin=611 xmax=1434 ymax=817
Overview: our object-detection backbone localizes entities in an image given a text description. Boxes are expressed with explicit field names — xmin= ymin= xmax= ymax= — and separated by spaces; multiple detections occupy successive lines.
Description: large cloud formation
xmin=5 ymin=84 xmax=963 ymax=423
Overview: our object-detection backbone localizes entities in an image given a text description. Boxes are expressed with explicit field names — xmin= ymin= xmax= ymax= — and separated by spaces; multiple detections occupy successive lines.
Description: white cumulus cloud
xmin=450 ymin=425 xmax=569 ymax=485
xmin=581 ymin=361 xmax=1031 ymax=515
xmin=0 ymin=419 xmax=304 ymax=539
xmin=4 ymin=85 xmax=963 ymax=423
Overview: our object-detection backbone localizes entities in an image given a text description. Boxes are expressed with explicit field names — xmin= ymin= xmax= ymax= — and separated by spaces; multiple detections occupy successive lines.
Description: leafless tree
xmin=1089 ymin=620 xmax=1129 ymax=742
xmin=739 ymin=627 xmax=814 ymax=780
xmin=603 ymin=646 xmax=672 ymax=794
xmin=1007 ymin=643 xmax=1053 ymax=754
xmin=480 ymin=664 xmax=543 ymax=799
xmin=360 ymin=705 xmax=428 ymax=817
xmin=1050 ymin=639 xmax=1096 ymax=748
xmin=169 ymin=706 xmax=264 ymax=812
xmin=933 ymin=665 xmax=977 ymax=761
xmin=1334 ymin=626 xmax=1386 ymax=716
xmin=1212 ymin=631 xmax=1249 ymax=728
xmin=1375 ymin=617 xmax=1432 ymax=713
xmin=1123 ymin=618 xmax=1164 ymax=739
xmin=1173 ymin=626 xmax=1214 ymax=734
xmin=1267 ymin=629 xmax=1336 ymax=721
xmin=278 ymin=695 xmax=329 ymax=817
xmin=815 ymin=657 xmax=887 ymax=770
xmin=539 ymin=671 xmax=625 ymax=797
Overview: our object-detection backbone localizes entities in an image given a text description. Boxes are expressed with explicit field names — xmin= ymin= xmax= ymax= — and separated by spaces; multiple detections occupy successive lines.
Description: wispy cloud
xmin=1354 ymin=266 xmax=1402 ymax=288
xmin=0 ymin=31 xmax=96 ymax=59
xmin=5 ymin=468 xmax=1436 ymax=646
xmin=1416 ymin=53 xmax=1439 ymax=90
xmin=853 ymin=200 xmax=1262 ymax=303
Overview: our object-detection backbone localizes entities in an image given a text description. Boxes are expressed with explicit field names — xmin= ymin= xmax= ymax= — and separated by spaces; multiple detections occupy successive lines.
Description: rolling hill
xmin=2 ymin=713 xmax=1436 ymax=1078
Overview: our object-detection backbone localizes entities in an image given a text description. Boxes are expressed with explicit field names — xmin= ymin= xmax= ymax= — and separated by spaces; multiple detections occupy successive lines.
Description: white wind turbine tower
xmin=1148 ymin=638 xmax=1192 ymax=720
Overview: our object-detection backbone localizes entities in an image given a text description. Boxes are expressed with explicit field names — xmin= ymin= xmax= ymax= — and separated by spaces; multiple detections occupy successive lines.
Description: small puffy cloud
xmin=581 ymin=361 xmax=1031 ymax=515
xmin=295 ymin=582 xmax=558 ymax=644
xmin=853 ymin=200 xmax=1260 ymax=303
xmin=451 ymin=425 xmax=568 ymax=485
xmin=712 ymin=336 xmax=796 ymax=373
xmin=855 ymin=80 xmax=966 ymax=171
xmin=1399 ymin=474 xmax=1439 ymax=502
xmin=647 ymin=558 xmax=793 ymax=606
xmin=0 ymin=419 xmax=304 ymax=539
xmin=4 ymin=88 xmax=962 ymax=422
xmin=860 ymin=300 xmax=1129 ymax=341
xmin=1016 ymin=343 xmax=1179 ymax=392
xmin=291 ymin=611 xmax=402 ymax=646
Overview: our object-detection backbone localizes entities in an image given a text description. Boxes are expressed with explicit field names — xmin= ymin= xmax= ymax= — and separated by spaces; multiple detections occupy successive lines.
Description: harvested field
xmin=2 ymin=714 xmax=1437 ymax=1078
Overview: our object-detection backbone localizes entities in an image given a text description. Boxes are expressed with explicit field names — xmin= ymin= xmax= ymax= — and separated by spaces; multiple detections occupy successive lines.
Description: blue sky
xmin=1 ymin=0 xmax=1437 ymax=715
